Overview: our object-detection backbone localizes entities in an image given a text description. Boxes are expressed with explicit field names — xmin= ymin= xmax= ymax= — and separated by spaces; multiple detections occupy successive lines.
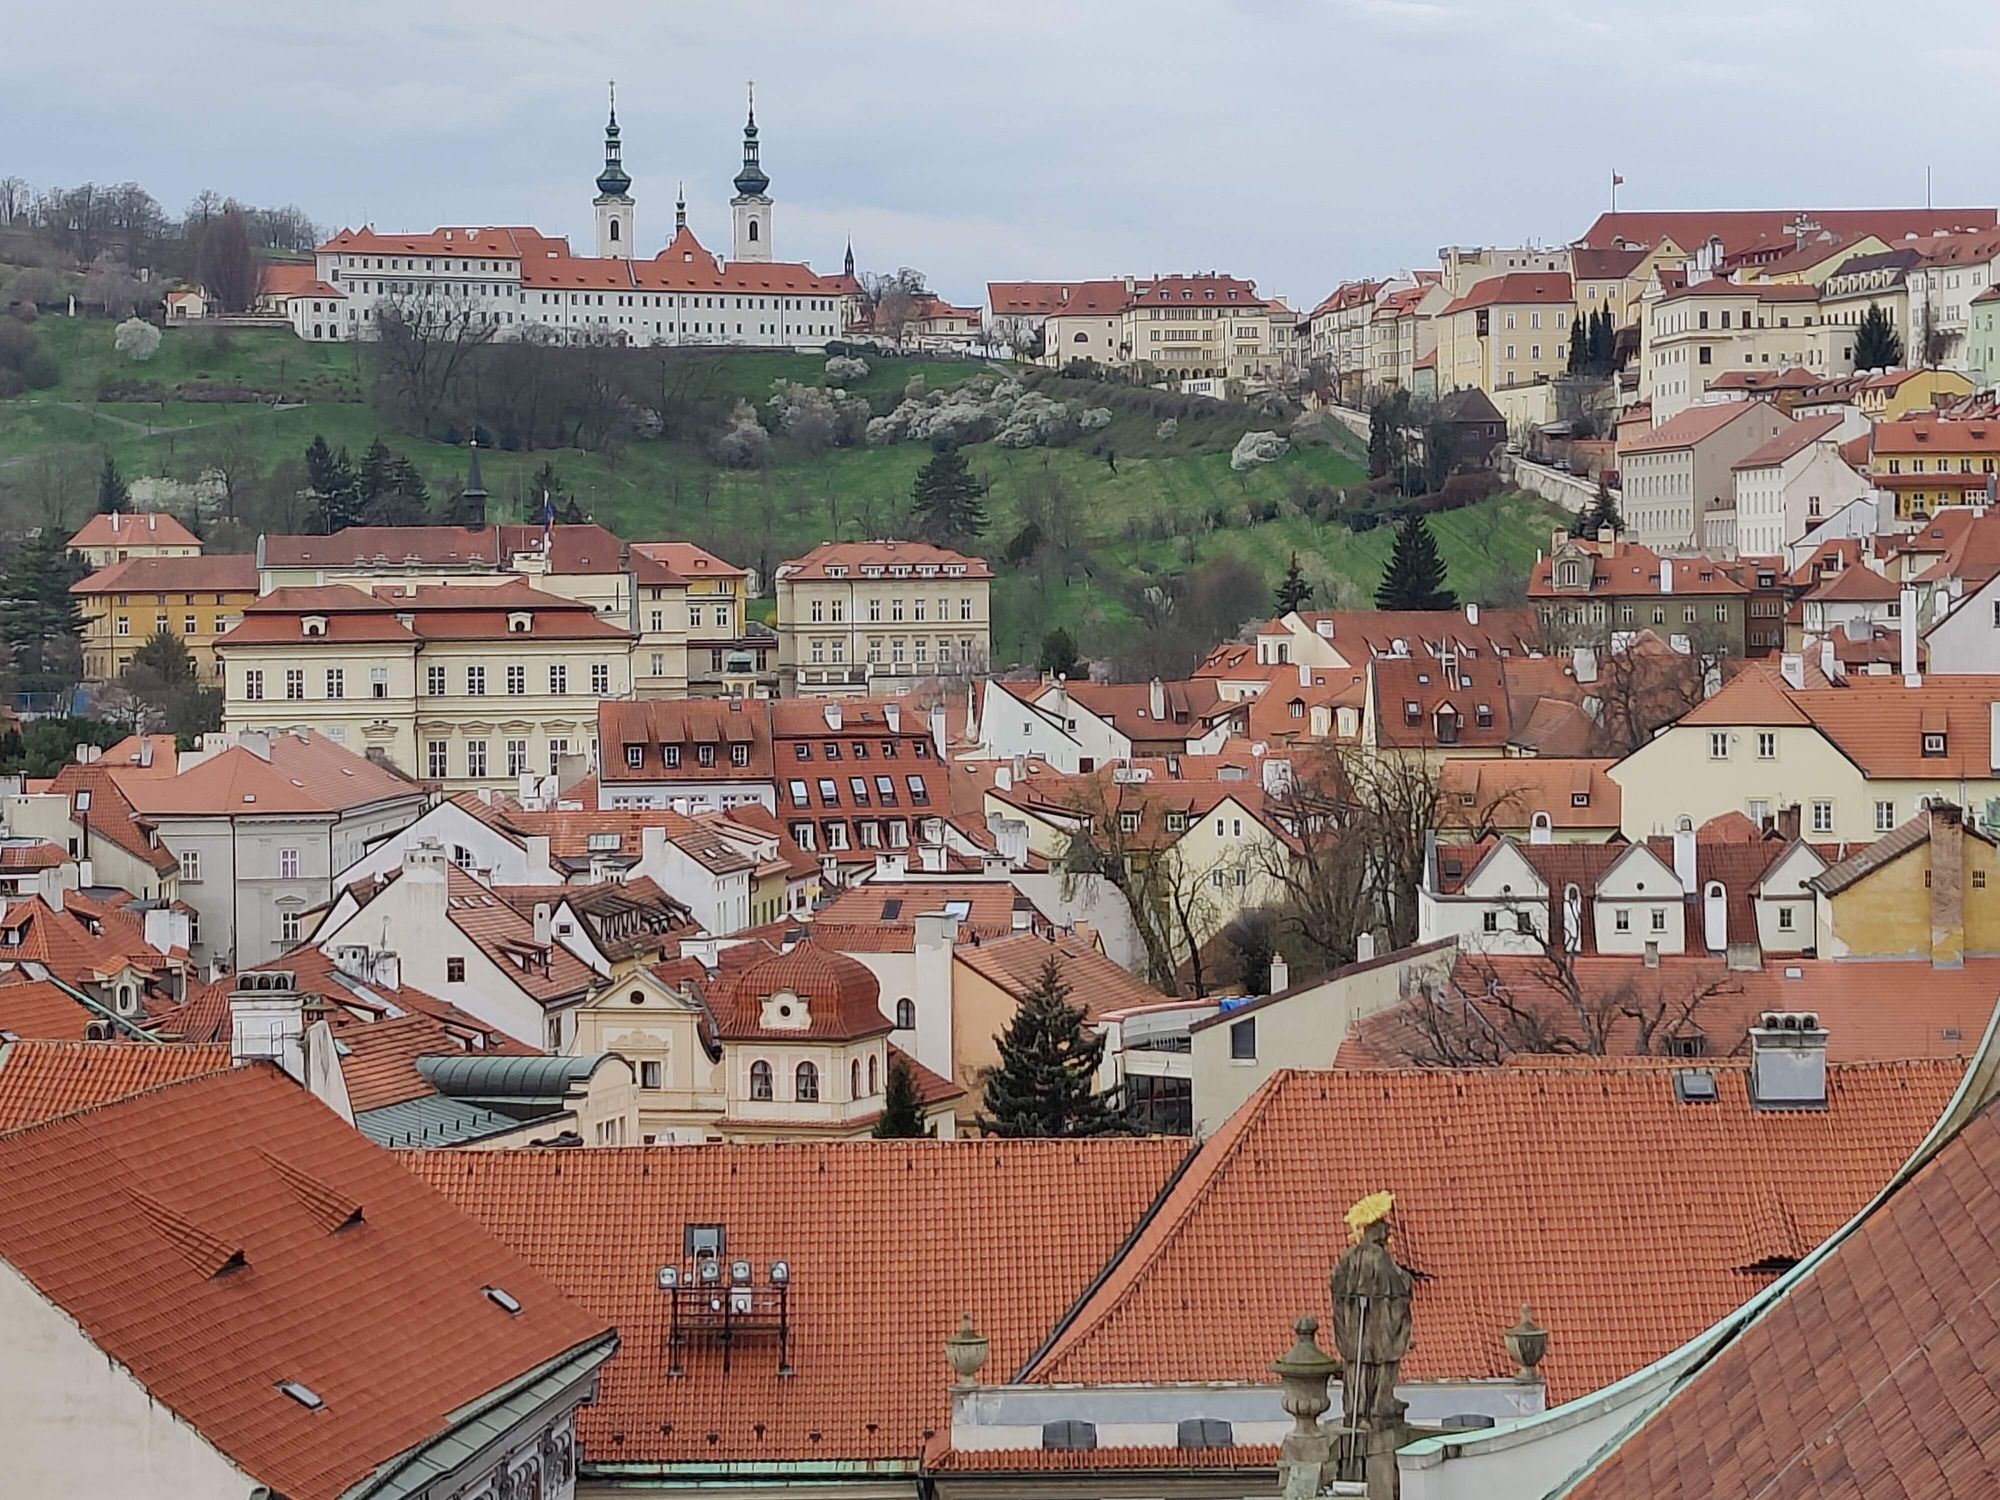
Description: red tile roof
xmin=1732 ymin=412 xmax=1845 ymax=469
xmin=1530 ymin=537 xmax=1749 ymax=597
xmin=409 ymin=1138 xmax=1186 ymax=1469
xmin=46 ymin=760 xmax=180 ymax=873
xmin=1438 ymin=757 xmax=1621 ymax=831
xmin=1622 ymin=400 xmax=1785 ymax=454
xmin=259 ymin=523 xmax=624 ymax=573
xmin=627 ymin=539 xmax=747 ymax=581
xmin=986 ymin=281 xmax=1077 ymax=317
xmin=0 ymin=1039 xmax=231 ymax=1128
xmin=710 ymin=941 xmax=892 ymax=1042
xmin=778 ymin=540 xmax=993 ymax=581
xmin=1023 ymin=1061 xmax=1963 ymax=1402
xmin=1678 ymin=666 xmax=2000 ymax=777
xmin=1565 ymin=1092 xmax=2000 ymax=1500
xmin=318 ymin=225 xmax=531 ymax=258
xmin=597 ymin=697 xmax=774 ymax=784
xmin=224 ymin=582 xmax=628 ymax=644
xmin=1440 ymin=271 xmax=1575 ymax=315
xmin=1574 ymin=209 xmax=1998 ymax=260
xmin=112 ymin=729 xmax=418 ymax=817
xmin=71 ymin=553 xmax=258 ymax=595
xmin=1372 ymin=654 xmax=1514 ymax=749
xmin=952 ymin=930 xmax=1164 ymax=1018
xmin=0 ymin=976 xmax=119 ymax=1040
xmin=1869 ymin=412 xmax=2000 ymax=456
xmin=66 ymin=512 xmax=201 ymax=551
xmin=0 ymin=1063 xmax=612 ymax=1499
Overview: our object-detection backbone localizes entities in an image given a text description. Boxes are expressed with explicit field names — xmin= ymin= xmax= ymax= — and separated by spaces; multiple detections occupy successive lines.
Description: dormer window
xmin=1434 ymin=707 xmax=1460 ymax=745
xmin=302 ymin=615 xmax=328 ymax=636
xmin=1923 ymin=732 xmax=1947 ymax=757
xmin=1557 ymin=560 xmax=1586 ymax=588
xmin=508 ymin=612 xmax=532 ymax=633
xmin=1475 ymin=704 xmax=1494 ymax=728
xmin=1403 ymin=700 xmax=1421 ymax=726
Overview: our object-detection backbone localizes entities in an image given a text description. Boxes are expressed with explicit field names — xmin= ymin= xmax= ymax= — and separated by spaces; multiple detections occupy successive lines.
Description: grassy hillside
xmin=0 ymin=318 xmax=1562 ymax=665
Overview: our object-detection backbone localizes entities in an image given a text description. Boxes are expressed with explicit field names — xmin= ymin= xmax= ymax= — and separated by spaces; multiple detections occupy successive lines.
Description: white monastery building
xmin=283 ymin=86 xmax=864 ymax=346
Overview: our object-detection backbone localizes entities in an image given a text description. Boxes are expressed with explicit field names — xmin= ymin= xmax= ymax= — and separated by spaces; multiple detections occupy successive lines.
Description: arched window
xmin=748 ymin=220 xmax=759 ymax=243
xmin=749 ymin=1061 xmax=773 ymax=1101
xmin=851 ymin=1060 xmax=861 ymax=1099
xmin=609 ymin=219 xmax=620 ymax=243
xmin=795 ymin=1062 xmax=820 ymax=1102
xmin=868 ymin=1055 xmax=879 ymax=1094
xmin=895 ymin=998 xmax=916 ymax=1030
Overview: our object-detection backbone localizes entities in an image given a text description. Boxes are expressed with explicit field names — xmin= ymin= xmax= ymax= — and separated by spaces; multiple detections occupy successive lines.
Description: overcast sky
xmin=9 ymin=0 xmax=1998 ymax=306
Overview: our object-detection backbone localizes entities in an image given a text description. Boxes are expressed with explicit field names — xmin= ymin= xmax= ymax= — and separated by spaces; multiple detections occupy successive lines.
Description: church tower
xmin=594 ymin=83 xmax=634 ymax=259
xmin=730 ymin=82 xmax=772 ymax=263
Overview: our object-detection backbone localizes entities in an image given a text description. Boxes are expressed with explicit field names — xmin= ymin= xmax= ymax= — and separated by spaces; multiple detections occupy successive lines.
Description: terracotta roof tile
xmin=72 ymin=553 xmax=258 ymax=595
xmin=778 ymin=540 xmax=992 ymax=582
xmin=0 ymin=1039 xmax=231 ymax=1128
xmin=0 ymin=1064 xmax=611 ymax=1499
xmin=1622 ymin=400 xmax=1785 ymax=454
xmin=953 ymin=931 xmax=1164 ymax=1018
xmin=66 ymin=512 xmax=201 ymax=551
xmin=408 ymin=1138 xmax=1187 ymax=1468
xmin=1023 ymin=1061 xmax=1962 ymax=1402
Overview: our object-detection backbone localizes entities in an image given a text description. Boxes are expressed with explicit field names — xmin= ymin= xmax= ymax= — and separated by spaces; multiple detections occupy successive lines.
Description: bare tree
xmin=861 ymin=267 xmax=928 ymax=347
xmin=0 ymin=177 xmax=31 ymax=227
xmin=374 ymin=294 xmax=500 ymax=433
xmin=194 ymin=206 xmax=258 ymax=311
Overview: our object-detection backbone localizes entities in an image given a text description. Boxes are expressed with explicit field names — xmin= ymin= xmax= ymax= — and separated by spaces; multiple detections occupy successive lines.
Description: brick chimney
xmin=1931 ymin=802 xmax=1965 ymax=970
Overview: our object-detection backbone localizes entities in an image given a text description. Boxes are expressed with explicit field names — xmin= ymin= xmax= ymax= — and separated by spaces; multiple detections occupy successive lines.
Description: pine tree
xmin=1574 ymin=475 xmax=1623 ymax=538
xmin=303 ymin=435 xmax=360 ymax=535
xmin=1592 ymin=307 xmax=1615 ymax=369
xmin=96 ymin=454 xmax=130 ymax=514
xmin=976 ymin=954 xmax=1126 ymax=1138
xmin=1854 ymin=304 xmax=1904 ymax=369
xmin=872 ymin=1053 xmax=933 ymax=1138
xmin=1566 ymin=316 xmax=1587 ymax=375
xmin=0 ymin=531 xmax=87 ymax=686
xmin=1275 ymin=551 xmax=1314 ymax=613
xmin=1374 ymin=515 xmax=1456 ymax=611
xmin=911 ymin=445 xmax=988 ymax=544
xmin=1038 ymin=627 xmax=1084 ymax=679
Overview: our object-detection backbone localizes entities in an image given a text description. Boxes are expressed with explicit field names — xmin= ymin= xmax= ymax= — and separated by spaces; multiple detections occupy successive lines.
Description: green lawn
xmin=1 ymin=319 xmax=1563 ymax=664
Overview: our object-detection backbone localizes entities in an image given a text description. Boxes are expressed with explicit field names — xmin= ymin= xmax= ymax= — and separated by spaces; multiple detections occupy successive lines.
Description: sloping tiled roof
xmin=1622 ymin=400 xmax=1784 ymax=454
xmin=1022 ymin=1062 xmax=1962 ymax=1403
xmin=72 ymin=553 xmax=259 ymax=595
xmin=409 ymin=1138 xmax=1188 ymax=1469
xmin=0 ymin=1064 xmax=612 ymax=1500
xmin=1562 ymin=1092 xmax=2000 ymax=1500
xmin=1732 ymin=412 xmax=1844 ymax=470
xmin=1438 ymin=758 xmax=1621 ymax=830
xmin=0 ymin=976 xmax=116 ymax=1040
xmin=1678 ymin=667 xmax=2000 ymax=778
xmin=67 ymin=512 xmax=201 ymax=551
xmin=1574 ymin=209 xmax=1998 ymax=260
xmin=46 ymin=761 xmax=179 ymax=873
xmin=0 ymin=1039 xmax=232 ymax=1129
xmin=1440 ymin=272 xmax=1574 ymax=315
xmin=113 ymin=730 xmax=417 ymax=817
xmin=709 ymin=940 xmax=892 ymax=1042
xmin=778 ymin=540 xmax=993 ymax=581
xmin=952 ymin=931 xmax=1164 ymax=1018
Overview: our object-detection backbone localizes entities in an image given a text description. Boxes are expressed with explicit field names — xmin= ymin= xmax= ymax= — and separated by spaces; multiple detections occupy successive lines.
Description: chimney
xmin=1269 ymin=952 xmax=1290 ymax=994
xmin=929 ymin=699 xmax=948 ymax=757
xmin=1672 ymin=821 xmax=1697 ymax=893
xmin=137 ymin=738 xmax=153 ymax=769
xmin=1660 ymin=559 xmax=1673 ymax=594
xmin=1464 ymin=601 xmax=1480 ymax=626
xmin=371 ymin=950 xmax=401 ymax=990
xmin=913 ymin=909 xmax=960 ymax=952
xmin=1571 ymin=645 xmax=1599 ymax=684
xmin=1702 ymin=879 xmax=1727 ymax=952
xmin=143 ymin=905 xmax=189 ymax=955
xmin=1299 ymin=662 xmax=1312 ymax=688
xmin=1748 ymin=1011 xmax=1829 ymax=1109
xmin=525 ymin=832 xmax=553 ymax=879
xmin=1552 ymin=529 xmax=1569 ymax=549
xmin=1148 ymin=677 xmax=1166 ymax=721
xmin=1931 ymin=803 xmax=1965 ymax=969
xmin=884 ymin=703 xmax=901 ymax=734
xmin=533 ymin=902 xmax=554 ymax=949
xmin=1010 ymin=897 xmax=1033 ymax=932
xmin=1776 ymin=803 xmax=1801 ymax=842
xmin=1901 ymin=585 xmax=1920 ymax=684
xmin=824 ymin=701 xmax=843 ymax=731
xmin=639 ymin=824 xmax=667 ymax=877
xmin=1779 ymin=653 xmax=1805 ymax=691
xmin=1819 ymin=637 xmax=1838 ymax=684
xmin=230 ymin=969 xmax=306 ymax=1083
xmin=1355 ymin=931 xmax=1375 ymax=963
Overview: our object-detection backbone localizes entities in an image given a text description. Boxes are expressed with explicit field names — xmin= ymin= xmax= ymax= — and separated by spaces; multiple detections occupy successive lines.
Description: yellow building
xmin=71 ymin=554 xmax=259 ymax=683
xmin=774 ymin=540 xmax=992 ymax=697
xmin=1434 ymin=271 xmax=1576 ymax=396
xmin=67 ymin=512 xmax=202 ymax=568
xmin=1854 ymin=367 xmax=1973 ymax=422
xmin=1867 ymin=412 xmax=2000 ymax=519
xmin=216 ymin=579 xmax=633 ymax=789
xmin=1815 ymin=802 xmax=1998 ymax=964
xmin=628 ymin=541 xmax=763 ymax=696
xmin=1040 ymin=274 xmax=1292 ymax=390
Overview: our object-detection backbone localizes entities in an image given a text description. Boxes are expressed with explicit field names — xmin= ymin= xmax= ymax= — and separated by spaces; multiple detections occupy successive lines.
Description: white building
xmin=1731 ymin=412 xmax=1873 ymax=558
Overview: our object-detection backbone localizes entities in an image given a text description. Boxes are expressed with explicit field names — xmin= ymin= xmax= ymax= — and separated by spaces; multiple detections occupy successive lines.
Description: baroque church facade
xmin=292 ymin=88 xmax=865 ymax=346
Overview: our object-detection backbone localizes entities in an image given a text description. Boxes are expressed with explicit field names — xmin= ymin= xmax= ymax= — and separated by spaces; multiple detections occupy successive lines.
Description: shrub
xmin=714 ymin=399 xmax=773 ymax=468
xmin=1078 ymin=406 xmax=1112 ymax=432
xmin=19 ymin=347 xmax=59 ymax=390
xmin=114 ymin=317 xmax=162 ymax=363
xmin=1230 ymin=430 xmax=1289 ymax=472
xmin=824 ymin=354 xmax=870 ymax=382
xmin=1155 ymin=417 xmax=1179 ymax=439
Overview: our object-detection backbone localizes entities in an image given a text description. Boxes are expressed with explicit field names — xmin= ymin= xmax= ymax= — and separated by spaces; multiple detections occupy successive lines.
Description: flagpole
xmin=1611 ymin=170 xmax=1619 ymax=214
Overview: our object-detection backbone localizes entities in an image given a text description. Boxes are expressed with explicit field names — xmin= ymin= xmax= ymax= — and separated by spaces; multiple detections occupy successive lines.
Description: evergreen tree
xmin=872 ymin=1053 xmax=933 ymax=1138
xmin=1566 ymin=316 xmax=1587 ymax=375
xmin=976 ymin=955 xmax=1126 ymax=1138
xmin=303 ymin=434 xmax=360 ymax=535
xmin=1592 ymin=307 xmax=1616 ymax=369
xmin=1374 ymin=515 xmax=1456 ymax=611
xmin=0 ymin=531 xmax=87 ymax=688
xmin=532 ymin=460 xmax=588 ymax=524
xmin=1275 ymin=551 xmax=1314 ymax=614
xmin=96 ymin=454 xmax=130 ymax=514
xmin=1038 ymin=627 xmax=1084 ymax=679
xmin=910 ymin=445 xmax=988 ymax=544
xmin=130 ymin=627 xmax=196 ymax=688
xmin=1573 ymin=475 xmax=1623 ymax=538
xmin=1854 ymin=303 xmax=1904 ymax=369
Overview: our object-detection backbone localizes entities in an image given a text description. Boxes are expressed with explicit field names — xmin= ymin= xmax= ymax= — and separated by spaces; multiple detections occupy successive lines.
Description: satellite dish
xmin=657 ymin=1266 xmax=680 ymax=1289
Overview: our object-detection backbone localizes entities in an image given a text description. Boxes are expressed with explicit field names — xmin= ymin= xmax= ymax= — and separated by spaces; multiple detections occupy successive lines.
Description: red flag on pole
xmin=1612 ymin=173 xmax=1625 ymax=186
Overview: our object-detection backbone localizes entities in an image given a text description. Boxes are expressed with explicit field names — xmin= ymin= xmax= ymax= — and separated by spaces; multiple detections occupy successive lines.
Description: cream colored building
xmin=774 ymin=540 xmax=992 ymax=696
xmin=216 ymin=580 xmax=632 ymax=790
xmin=66 ymin=511 xmax=202 ymax=568
xmin=628 ymin=540 xmax=764 ymax=696
xmin=1434 ymin=272 xmax=1576 ymax=396
xmin=1041 ymin=274 xmax=1293 ymax=391
xmin=1641 ymin=279 xmax=1845 ymax=424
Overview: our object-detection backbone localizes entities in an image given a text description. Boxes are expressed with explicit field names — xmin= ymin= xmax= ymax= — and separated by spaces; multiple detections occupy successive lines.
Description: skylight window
xmin=483 ymin=1285 xmax=523 ymax=1315
xmin=278 ymin=1380 xmax=324 ymax=1411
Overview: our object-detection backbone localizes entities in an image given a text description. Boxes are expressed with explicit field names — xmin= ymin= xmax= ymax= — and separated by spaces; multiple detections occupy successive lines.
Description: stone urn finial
xmin=1270 ymin=1314 xmax=1341 ymax=1438
xmin=944 ymin=1312 xmax=990 ymax=1386
xmin=1505 ymin=1303 xmax=1549 ymax=1381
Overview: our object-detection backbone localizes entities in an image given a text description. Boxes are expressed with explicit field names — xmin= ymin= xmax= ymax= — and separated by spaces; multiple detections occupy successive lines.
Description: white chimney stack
xmin=1749 ymin=1011 xmax=1829 ymax=1109
xmin=1355 ymin=931 xmax=1376 ymax=963
xmin=1268 ymin=952 xmax=1290 ymax=994
xmin=1901 ymin=586 xmax=1920 ymax=684
xmin=230 ymin=970 xmax=306 ymax=1083
xmin=1660 ymin=559 xmax=1673 ymax=594
xmin=1779 ymin=653 xmax=1805 ymax=691
xmin=1672 ymin=822 xmax=1697 ymax=893
xmin=1148 ymin=678 xmax=1166 ymax=721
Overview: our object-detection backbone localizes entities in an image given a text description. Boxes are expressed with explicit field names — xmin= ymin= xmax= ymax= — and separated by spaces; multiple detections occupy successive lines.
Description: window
xmin=447 ymin=957 xmax=467 ymax=983
xmin=1811 ymin=800 xmax=1834 ymax=834
xmin=907 ymin=775 xmax=929 ymax=805
xmin=592 ymin=662 xmax=611 ymax=695
xmin=1119 ymin=810 xmax=1141 ymax=834
xmin=245 ymin=669 xmax=264 ymax=701
xmin=324 ymin=668 xmax=344 ymax=699
xmin=180 ymin=849 xmax=202 ymax=882
xmin=370 ymin=666 xmax=388 ymax=699
xmin=1777 ymin=905 xmax=1795 ymax=932
xmin=281 ymin=910 xmax=302 ymax=943
xmin=466 ymin=740 xmax=488 ymax=778
xmin=1482 ymin=911 xmax=1500 ymax=933
xmin=662 ymin=744 xmax=682 ymax=769
xmin=467 ymin=665 xmax=486 ymax=696
xmin=428 ymin=741 xmax=448 ymax=779
xmin=817 ymin=778 xmax=838 ymax=804
xmin=850 ymin=776 xmax=870 ymax=805
xmin=285 ymin=669 xmax=304 ymax=701
xmin=1757 ymin=732 xmax=1776 ymax=759
xmin=506 ymin=665 xmax=525 ymax=696
xmin=507 ymin=740 xmax=528 ymax=776
xmin=1650 ymin=908 xmax=1667 ymax=933
xmin=795 ymin=1062 xmax=819 ymax=1102
xmin=278 ymin=848 xmax=300 ymax=880
xmin=626 ymin=744 xmax=644 ymax=769
xmin=697 ymin=744 xmax=716 ymax=768
xmin=1876 ymin=800 xmax=1896 ymax=832
xmin=731 ymin=744 xmax=749 ymax=767
xmin=1709 ymin=731 xmax=1729 ymax=759
xmin=895 ymin=997 xmax=916 ymax=1029
xmin=1615 ymin=908 xmax=1632 ymax=933
xmin=549 ymin=663 xmax=568 ymax=695
xmin=1230 ymin=1017 xmax=1257 ymax=1060
xmin=639 ymin=1060 xmax=662 ymax=1090
xmin=1923 ymin=732 xmax=1947 ymax=757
